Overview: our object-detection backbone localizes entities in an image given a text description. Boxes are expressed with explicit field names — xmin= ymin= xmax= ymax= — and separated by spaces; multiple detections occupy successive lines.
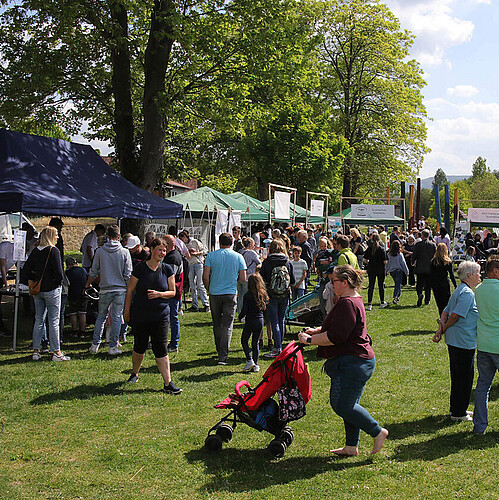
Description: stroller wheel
xmin=280 ymin=428 xmax=294 ymax=447
xmin=216 ymin=424 xmax=233 ymax=443
xmin=268 ymin=439 xmax=287 ymax=458
xmin=205 ymin=434 xmax=223 ymax=452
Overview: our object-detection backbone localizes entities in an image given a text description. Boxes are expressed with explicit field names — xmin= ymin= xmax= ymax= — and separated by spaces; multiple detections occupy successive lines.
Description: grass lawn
xmin=1 ymin=279 xmax=498 ymax=499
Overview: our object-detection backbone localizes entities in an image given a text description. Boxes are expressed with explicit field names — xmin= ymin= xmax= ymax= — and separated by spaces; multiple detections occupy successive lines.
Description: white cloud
xmin=446 ymin=85 xmax=479 ymax=97
xmin=421 ymin=98 xmax=499 ymax=176
xmin=386 ymin=0 xmax=474 ymax=66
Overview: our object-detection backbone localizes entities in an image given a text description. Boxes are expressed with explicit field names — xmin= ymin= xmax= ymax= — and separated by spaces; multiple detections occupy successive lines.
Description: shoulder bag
xmin=28 ymin=247 xmax=53 ymax=296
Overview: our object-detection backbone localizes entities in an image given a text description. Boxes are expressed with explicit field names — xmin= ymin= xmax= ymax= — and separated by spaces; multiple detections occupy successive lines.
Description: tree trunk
xmin=139 ymin=0 xmax=176 ymax=192
xmin=109 ymin=1 xmax=138 ymax=184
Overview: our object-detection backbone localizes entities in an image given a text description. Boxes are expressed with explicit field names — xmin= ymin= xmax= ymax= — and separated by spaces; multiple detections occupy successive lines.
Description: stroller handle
xmin=235 ymin=380 xmax=251 ymax=396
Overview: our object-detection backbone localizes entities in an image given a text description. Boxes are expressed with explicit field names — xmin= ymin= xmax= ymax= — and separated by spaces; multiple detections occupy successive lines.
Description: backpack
xmin=269 ymin=265 xmax=291 ymax=297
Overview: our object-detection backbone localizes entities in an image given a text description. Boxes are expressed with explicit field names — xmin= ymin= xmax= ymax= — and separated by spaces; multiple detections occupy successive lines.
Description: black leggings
xmin=132 ymin=320 xmax=169 ymax=358
xmin=448 ymin=345 xmax=475 ymax=417
xmin=241 ymin=318 xmax=263 ymax=363
xmin=367 ymin=271 xmax=385 ymax=304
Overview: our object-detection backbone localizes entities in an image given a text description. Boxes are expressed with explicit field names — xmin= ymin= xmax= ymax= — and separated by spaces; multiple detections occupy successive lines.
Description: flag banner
xmin=274 ymin=191 xmax=291 ymax=220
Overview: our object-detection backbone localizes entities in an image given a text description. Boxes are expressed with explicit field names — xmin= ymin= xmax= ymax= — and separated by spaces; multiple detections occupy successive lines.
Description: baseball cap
xmin=125 ymin=235 xmax=141 ymax=248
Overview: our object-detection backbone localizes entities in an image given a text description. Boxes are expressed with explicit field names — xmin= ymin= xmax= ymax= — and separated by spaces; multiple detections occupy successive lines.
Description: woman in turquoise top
xmin=433 ymin=261 xmax=481 ymax=421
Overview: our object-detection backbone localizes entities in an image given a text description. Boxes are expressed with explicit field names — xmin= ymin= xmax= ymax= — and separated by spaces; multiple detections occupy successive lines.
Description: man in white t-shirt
xmin=81 ymin=224 xmax=106 ymax=271
xmin=179 ymin=230 xmax=209 ymax=312
xmin=290 ymin=246 xmax=308 ymax=301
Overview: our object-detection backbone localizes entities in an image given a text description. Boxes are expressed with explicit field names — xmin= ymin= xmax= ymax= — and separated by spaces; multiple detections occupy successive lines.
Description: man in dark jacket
xmin=163 ymin=235 xmax=183 ymax=353
xmin=412 ymin=229 xmax=437 ymax=307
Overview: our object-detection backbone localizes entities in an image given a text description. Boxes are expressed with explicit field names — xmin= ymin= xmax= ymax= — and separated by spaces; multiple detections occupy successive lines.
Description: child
xmin=314 ymin=237 xmax=332 ymax=278
xmin=65 ymin=257 xmax=88 ymax=338
xmin=240 ymin=273 xmax=268 ymax=373
xmin=464 ymin=246 xmax=476 ymax=261
xmin=322 ymin=265 xmax=336 ymax=314
xmin=290 ymin=246 xmax=308 ymax=301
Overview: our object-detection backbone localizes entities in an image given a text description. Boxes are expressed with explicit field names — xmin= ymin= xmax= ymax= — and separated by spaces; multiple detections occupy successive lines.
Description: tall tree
xmin=318 ymin=0 xmax=428 ymax=200
xmin=432 ymin=168 xmax=448 ymax=191
xmin=471 ymin=156 xmax=487 ymax=179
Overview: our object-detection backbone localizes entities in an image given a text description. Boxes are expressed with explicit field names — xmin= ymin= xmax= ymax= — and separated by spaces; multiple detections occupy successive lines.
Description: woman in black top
xmin=24 ymin=226 xmax=69 ymax=361
xmin=363 ymin=233 xmax=388 ymax=310
xmin=124 ymin=238 xmax=181 ymax=394
xmin=430 ymin=243 xmax=457 ymax=315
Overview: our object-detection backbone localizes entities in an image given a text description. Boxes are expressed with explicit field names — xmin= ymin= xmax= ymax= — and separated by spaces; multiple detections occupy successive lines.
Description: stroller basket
xmin=205 ymin=341 xmax=311 ymax=458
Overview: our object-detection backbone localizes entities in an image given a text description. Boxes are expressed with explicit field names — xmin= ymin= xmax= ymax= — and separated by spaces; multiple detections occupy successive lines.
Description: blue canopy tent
xmin=0 ymin=129 xmax=183 ymax=351
xmin=0 ymin=129 xmax=183 ymax=219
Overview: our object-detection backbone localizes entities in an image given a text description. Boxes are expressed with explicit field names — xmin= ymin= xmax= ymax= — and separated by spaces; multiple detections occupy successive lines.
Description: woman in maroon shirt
xmin=298 ymin=265 xmax=388 ymax=456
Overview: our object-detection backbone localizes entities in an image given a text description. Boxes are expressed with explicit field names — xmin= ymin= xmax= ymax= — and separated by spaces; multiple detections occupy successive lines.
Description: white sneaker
xmin=366 ymin=304 xmax=372 ymax=311
xmin=450 ymin=414 xmax=473 ymax=422
xmin=88 ymin=343 xmax=100 ymax=354
xmin=108 ymin=346 xmax=123 ymax=355
xmin=32 ymin=352 xmax=42 ymax=361
xmin=380 ymin=302 xmax=388 ymax=309
xmin=243 ymin=359 xmax=256 ymax=371
xmin=252 ymin=365 xmax=260 ymax=372
xmin=52 ymin=353 xmax=70 ymax=361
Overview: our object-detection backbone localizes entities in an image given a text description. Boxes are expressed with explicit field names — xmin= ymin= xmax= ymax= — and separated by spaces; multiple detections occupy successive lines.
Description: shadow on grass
xmin=387 ymin=414 xmax=455 ymax=439
xmin=29 ymin=381 xmax=159 ymax=405
xmin=390 ymin=330 xmax=433 ymax=337
xmin=393 ymin=430 xmax=499 ymax=462
xmin=185 ymin=448 xmax=373 ymax=493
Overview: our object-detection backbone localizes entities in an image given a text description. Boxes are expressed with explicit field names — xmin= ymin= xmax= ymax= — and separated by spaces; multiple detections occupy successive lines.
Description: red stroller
xmin=205 ymin=341 xmax=311 ymax=458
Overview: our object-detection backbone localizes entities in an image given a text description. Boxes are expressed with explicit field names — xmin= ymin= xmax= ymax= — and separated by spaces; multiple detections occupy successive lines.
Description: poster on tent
xmin=274 ymin=191 xmax=290 ymax=220
xmin=310 ymin=199 xmax=324 ymax=217
xmin=228 ymin=211 xmax=242 ymax=232
xmin=451 ymin=221 xmax=470 ymax=262
xmin=328 ymin=217 xmax=342 ymax=236
xmin=215 ymin=209 xmax=229 ymax=250
xmin=13 ymin=230 xmax=26 ymax=262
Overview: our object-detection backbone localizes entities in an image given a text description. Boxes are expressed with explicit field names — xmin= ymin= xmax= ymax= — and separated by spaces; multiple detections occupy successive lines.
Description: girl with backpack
xmin=239 ymin=273 xmax=269 ymax=373
xmin=260 ymin=239 xmax=295 ymax=358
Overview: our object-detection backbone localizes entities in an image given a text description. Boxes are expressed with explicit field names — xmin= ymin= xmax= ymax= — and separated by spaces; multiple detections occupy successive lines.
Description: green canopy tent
xmin=230 ymin=192 xmax=325 ymax=225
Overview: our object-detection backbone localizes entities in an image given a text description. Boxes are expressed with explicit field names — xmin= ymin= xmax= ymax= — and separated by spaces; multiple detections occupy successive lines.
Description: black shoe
xmin=163 ymin=381 xmax=182 ymax=395
xmin=188 ymin=306 xmax=199 ymax=312
xmin=127 ymin=373 xmax=139 ymax=383
xmin=417 ymin=295 xmax=423 ymax=307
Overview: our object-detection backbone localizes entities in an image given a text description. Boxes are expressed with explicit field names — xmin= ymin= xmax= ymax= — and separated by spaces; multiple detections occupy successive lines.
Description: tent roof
xmin=230 ymin=192 xmax=325 ymax=224
xmin=168 ymin=186 xmax=269 ymax=222
xmin=331 ymin=207 xmax=404 ymax=226
xmin=0 ymin=129 xmax=183 ymax=219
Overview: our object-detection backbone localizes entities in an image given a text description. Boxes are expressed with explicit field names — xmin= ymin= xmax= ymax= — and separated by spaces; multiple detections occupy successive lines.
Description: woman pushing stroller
xmin=298 ymin=265 xmax=388 ymax=456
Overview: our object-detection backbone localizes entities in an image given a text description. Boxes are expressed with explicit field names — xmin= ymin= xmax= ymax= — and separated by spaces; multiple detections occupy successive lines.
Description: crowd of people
xmin=1 ymin=218 xmax=498 ymax=449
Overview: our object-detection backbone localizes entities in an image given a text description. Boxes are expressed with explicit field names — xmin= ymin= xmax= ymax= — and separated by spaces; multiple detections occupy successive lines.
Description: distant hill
xmin=420 ymin=175 xmax=469 ymax=190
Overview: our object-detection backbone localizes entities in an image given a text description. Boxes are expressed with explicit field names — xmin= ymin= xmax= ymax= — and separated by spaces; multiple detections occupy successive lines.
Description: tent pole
xmin=117 ymin=218 xmax=121 ymax=231
xmin=12 ymin=211 xmax=22 ymax=352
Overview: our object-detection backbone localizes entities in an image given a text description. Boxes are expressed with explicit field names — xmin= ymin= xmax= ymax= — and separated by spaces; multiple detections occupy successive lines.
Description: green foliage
xmin=432 ymin=168 xmax=448 ymax=191
xmin=318 ymin=0 xmax=428 ymax=198
xmin=471 ymin=156 xmax=487 ymax=179
xmin=199 ymin=172 xmax=239 ymax=194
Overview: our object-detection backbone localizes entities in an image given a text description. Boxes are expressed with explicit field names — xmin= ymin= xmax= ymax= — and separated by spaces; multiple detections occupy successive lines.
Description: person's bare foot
xmin=371 ymin=428 xmax=389 ymax=455
xmin=330 ymin=446 xmax=359 ymax=456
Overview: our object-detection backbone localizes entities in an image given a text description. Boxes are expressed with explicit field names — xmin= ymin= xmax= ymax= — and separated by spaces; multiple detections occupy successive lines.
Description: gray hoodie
xmin=89 ymin=240 xmax=132 ymax=292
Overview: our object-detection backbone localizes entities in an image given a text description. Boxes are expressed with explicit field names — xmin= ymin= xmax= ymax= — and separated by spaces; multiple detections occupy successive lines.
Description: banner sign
xmin=13 ymin=230 xmax=26 ymax=262
xmin=328 ymin=217 xmax=342 ymax=235
xmin=468 ymin=208 xmax=499 ymax=224
xmin=451 ymin=221 xmax=470 ymax=262
xmin=274 ymin=191 xmax=291 ymax=220
xmin=351 ymin=204 xmax=395 ymax=219
xmin=310 ymin=199 xmax=324 ymax=217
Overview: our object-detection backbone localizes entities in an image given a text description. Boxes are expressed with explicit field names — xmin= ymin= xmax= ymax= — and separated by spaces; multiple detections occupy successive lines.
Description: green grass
xmin=1 ymin=279 xmax=498 ymax=499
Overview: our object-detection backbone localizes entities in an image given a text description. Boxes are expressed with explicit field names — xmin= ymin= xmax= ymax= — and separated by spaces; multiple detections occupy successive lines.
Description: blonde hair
xmin=334 ymin=265 xmax=363 ymax=291
xmin=39 ymin=226 xmax=58 ymax=247
xmin=269 ymin=238 xmax=286 ymax=254
xmin=432 ymin=243 xmax=452 ymax=266
xmin=350 ymin=228 xmax=360 ymax=239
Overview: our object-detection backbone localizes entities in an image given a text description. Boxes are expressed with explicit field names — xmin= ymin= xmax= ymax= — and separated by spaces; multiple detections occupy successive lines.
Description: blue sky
xmin=386 ymin=0 xmax=499 ymax=178
xmin=79 ymin=0 xmax=499 ymax=180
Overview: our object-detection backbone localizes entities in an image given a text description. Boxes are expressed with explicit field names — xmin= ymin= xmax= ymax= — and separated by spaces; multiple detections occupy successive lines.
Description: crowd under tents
xmin=0 ymin=128 xmax=183 ymax=351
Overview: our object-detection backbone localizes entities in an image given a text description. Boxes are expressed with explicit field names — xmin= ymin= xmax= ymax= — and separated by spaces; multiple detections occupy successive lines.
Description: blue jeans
xmin=267 ymin=296 xmax=289 ymax=352
xmin=59 ymin=293 xmax=67 ymax=342
xmin=189 ymin=262 xmax=209 ymax=309
xmin=292 ymin=287 xmax=305 ymax=302
xmin=33 ymin=287 xmax=62 ymax=352
xmin=390 ymin=270 xmax=404 ymax=299
xmin=473 ymin=351 xmax=499 ymax=433
xmin=92 ymin=290 xmax=126 ymax=348
xmin=168 ymin=297 xmax=180 ymax=349
xmin=325 ymin=355 xmax=381 ymax=447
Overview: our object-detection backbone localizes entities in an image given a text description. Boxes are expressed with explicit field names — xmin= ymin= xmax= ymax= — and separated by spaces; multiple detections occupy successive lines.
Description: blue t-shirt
xmin=66 ymin=266 xmax=88 ymax=301
xmin=131 ymin=262 xmax=174 ymax=324
xmin=205 ymin=248 xmax=246 ymax=295
xmin=444 ymin=283 xmax=478 ymax=349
